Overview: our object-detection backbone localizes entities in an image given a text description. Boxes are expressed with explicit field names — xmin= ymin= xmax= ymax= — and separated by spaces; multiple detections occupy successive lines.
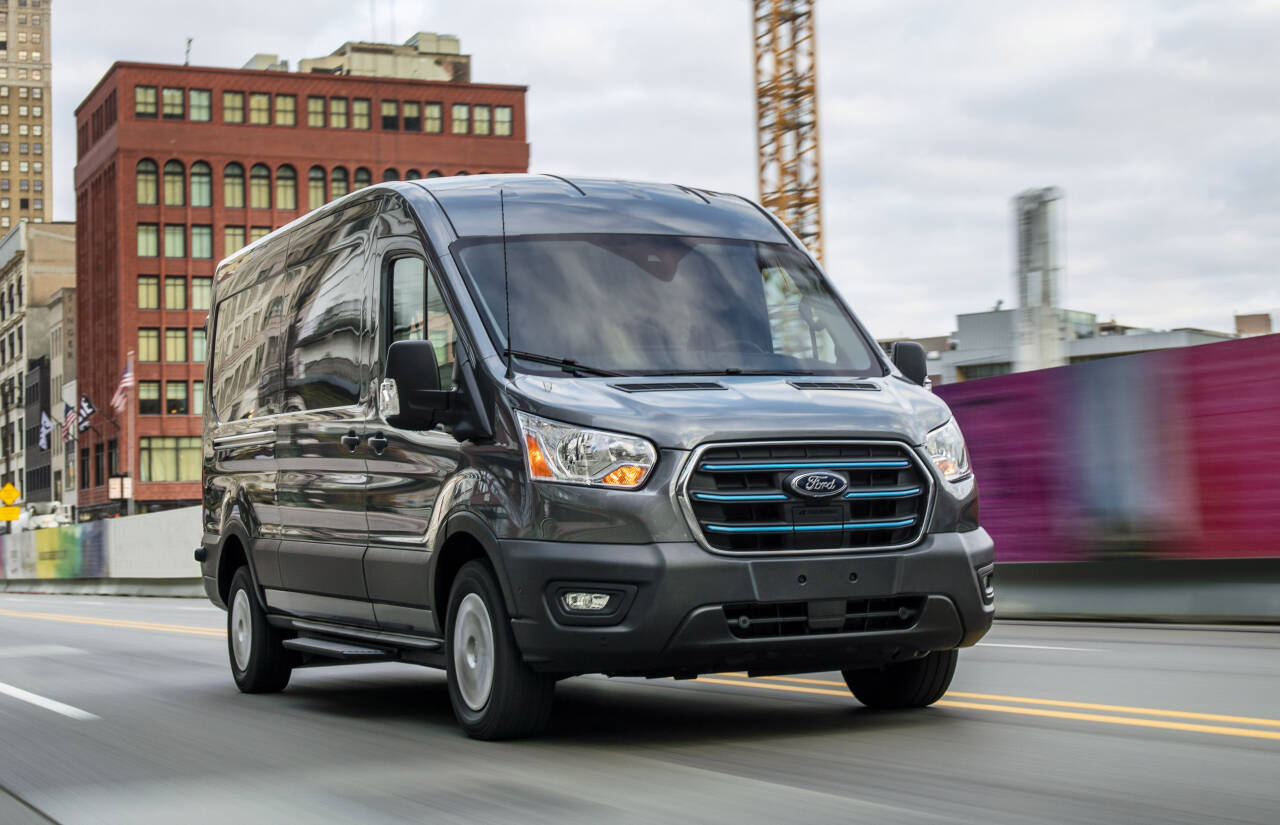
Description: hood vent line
xmin=611 ymin=382 xmax=728 ymax=393
xmin=788 ymin=381 xmax=881 ymax=392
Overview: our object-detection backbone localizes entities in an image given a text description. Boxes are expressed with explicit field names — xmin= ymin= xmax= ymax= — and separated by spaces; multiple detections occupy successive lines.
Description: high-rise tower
xmin=0 ymin=0 xmax=51 ymax=229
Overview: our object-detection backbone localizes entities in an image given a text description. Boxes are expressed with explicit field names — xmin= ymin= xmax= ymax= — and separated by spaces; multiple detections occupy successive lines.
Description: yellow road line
xmin=0 ymin=608 xmax=225 ymax=638
xmin=731 ymin=673 xmax=1280 ymax=729
xmin=702 ymin=675 xmax=1280 ymax=741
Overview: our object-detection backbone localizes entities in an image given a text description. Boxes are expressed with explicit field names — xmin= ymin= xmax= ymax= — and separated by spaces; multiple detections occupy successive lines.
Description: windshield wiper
xmin=644 ymin=368 xmax=818 ymax=376
xmin=506 ymin=349 xmax=625 ymax=378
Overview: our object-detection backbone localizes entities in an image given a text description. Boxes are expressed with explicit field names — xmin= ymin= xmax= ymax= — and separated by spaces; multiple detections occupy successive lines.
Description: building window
xmin=275 ymin=164 xmax=296 ymax=210
xmin=192 ymin=381 xmax=204 ymax=413
xmin=424 ymin=102 xmax=442 ymax=133
xmin=139 ymin=436 xmax=201 ymax=482
xmin=138 ymin=328 xmax=160 ymax=361
xmin=329 ymin=97 xmax=347 ymax=128
xmin=79 ymin=447 xmax=88 ymax=489
xmin=380 ymin=100 xmax=398 ymax=130
xmin=137 ymin=275 xmax=159 ymax=310
xmin=165 ymin=328 xmax=187 ymax=362
xmin=138 ymin=381 xmax=161 ymax=415
xmin=162 ymin=87 xmax=183 ymax=119
xmin=473 ymin=105 xmax=491 ymax=136
xmin=192 ymin=328 xmax=207 ymax=362
xmin=382 ymin=168 xmax=399 ymax=182
xmin=405 ymin=168 xmax=421 ymax=179
xmin=134 ymin=86 xmax=157 ymax=118
xmin=249 ymin=226 xmax=270 ymax=242
xmin=249 ymin=163 xmax=270 ymax=208
xmin=190 ymin=161 xmax=212 ymax=206
xmin=352 ymin=98 xmax=370 ymax=129
xmin=191 ymin=225 xmax=212 ymax=259
xmin=135 ymin=159 xmax=158 ymax=204
xmin=495 ymin=106 xmax=513 ymax=137
xmin=189 ymin=89 xmax=211 ymax=121
xmin=331 ymin=166 xmax=349 ymax=198
xmin=222 ymin=91 xmax=244 ymax=123
xmin=354 ymin=167 xmax=371 ymax=190
xmin=163 ymin=224 xmax=185 ymax=257
xmin=223 ymin=162 xmax=244 ymax=207
xmin=94 ymin=443 xmax=104 ymax=487
xmin=163 ymin=160 xmax=184 ymax=206
xmin=165 ymin=276 xmax=186 ymax=310
xmin=451 ymin=104 xmax=469 ymax=134
xmin=307 ymin=96 xmax=324 ymax=127
xmin=274 ymin=94 xmax=295 ymax=126
xmin=248 ymin=93 xmax=270 ymax=124
xmin=403 ymin=101 xmax=420 ymax=131
xmin=166 ymin=382 xmax=188 ymax=415
xmin=192 ymin=277 xmax=212 ymax=311
xmin=224 ymin=226 xmax=245 ymax=254
xmin=137 ymin=224 xmax=158 ymax=257
xmin=308 ymin=165 xmax=325 ymax=210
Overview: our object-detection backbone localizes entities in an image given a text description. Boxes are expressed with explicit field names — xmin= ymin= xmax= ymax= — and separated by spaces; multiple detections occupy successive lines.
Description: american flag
xmin=62 ymin=402 xmax=75 ymax=443
xmin=111 ymin=358 xmax=135 ymax=413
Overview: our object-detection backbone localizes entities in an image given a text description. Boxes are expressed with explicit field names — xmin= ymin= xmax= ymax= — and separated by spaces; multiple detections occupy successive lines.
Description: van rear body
xmin=199 ymin=175 xmax=994 ymax=738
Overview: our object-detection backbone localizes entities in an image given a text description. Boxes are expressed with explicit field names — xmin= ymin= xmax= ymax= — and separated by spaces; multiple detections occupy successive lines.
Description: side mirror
xmin=891 ymin=341 xmax=929 ymax=387
xmin=381 ymin=340 xmax=447 ymax=430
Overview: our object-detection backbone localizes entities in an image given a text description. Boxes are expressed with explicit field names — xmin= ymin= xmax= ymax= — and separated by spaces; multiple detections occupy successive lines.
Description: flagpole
xmin=125 ymin=350 xmax=135 ymax=517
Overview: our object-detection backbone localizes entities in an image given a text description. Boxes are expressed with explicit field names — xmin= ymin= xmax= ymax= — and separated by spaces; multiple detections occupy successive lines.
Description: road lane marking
xmin=0 ymin=608 xmax=224 ymax=638
xmin=700 ymin=675 xmax=1280 ymax=741
xmin=736 ymin=673 xmax=1280 ymax=729
xmin=976 ymin=642 xmax=1096 ymax=652
xmin=0 ymin=645 xmax=85 ymax=658
xmin=0 ymin=680 xmax=99 ymax=720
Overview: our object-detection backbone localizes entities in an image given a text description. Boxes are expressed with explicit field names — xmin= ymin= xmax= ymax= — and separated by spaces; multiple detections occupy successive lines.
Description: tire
xmin=445 ymin=560 xmax=555 ymax=740
xmin=227 ymin=566 xmax=292 ymax=694
xmin=842 ymin=649 xmax=958 ymax=709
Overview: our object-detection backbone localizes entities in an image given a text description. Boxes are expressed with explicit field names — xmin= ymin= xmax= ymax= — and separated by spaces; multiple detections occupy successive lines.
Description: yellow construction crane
xmin=753 ymin=0 xmax=824 ymax=263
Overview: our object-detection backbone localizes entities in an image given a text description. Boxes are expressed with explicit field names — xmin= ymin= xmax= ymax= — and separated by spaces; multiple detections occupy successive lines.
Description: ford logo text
xmin=786 ymin=470 xmax=849 ymax=498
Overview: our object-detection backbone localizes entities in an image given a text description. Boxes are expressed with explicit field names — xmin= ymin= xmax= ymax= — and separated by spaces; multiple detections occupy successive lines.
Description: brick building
xmin=73 ymin=56 xmax=528 ymax=517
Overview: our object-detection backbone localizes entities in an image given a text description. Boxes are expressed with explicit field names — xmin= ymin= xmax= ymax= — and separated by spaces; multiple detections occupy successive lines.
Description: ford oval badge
xmin=787 ymin=470 xmax=849 ymax=499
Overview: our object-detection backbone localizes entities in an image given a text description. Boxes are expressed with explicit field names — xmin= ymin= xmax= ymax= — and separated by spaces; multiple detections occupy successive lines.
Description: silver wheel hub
xmin=230 ymin=589 xmax=252 ymax=672
xmin=453 ymin=592 xmax=495 ymax=711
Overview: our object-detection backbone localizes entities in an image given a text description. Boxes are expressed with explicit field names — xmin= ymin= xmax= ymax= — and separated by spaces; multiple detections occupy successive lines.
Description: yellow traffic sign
xmin=0 ymin=483 xmax=19 ymax=506
xmin=0 ymin=505 xmax=19 ymax=521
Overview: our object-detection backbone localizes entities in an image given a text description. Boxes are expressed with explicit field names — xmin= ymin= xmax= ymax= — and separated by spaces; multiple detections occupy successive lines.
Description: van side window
xmin=388 ymin=256 xmax=456 ymax=389
xmin=282 ymin=245 xmax=365 ymax=410
xmin=211 ymin=276 xmax=286 ymax=420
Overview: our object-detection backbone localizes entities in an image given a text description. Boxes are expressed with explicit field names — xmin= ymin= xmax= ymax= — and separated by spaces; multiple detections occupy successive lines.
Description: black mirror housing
xmin=891 ymin=341 xmax=929 ymax=387
xmin=384 ymin=340 xmax=447 ymax=430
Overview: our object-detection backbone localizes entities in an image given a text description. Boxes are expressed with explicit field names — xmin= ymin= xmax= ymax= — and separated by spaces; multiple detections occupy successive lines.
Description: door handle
xmin=369 ymin=432 xmax=388 ymax=455
xmin=341 ymin=430 xmax=361 ymax=452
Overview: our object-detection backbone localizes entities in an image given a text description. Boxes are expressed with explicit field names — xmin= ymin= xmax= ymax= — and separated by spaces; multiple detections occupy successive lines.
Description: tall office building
xmin=73 ymin=40 xmax=528 ymax=518
xmin=0 ymin=0 xmax=51 ymax=229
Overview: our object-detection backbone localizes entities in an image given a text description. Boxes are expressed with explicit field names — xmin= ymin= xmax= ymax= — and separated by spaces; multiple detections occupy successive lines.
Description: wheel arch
xmin=430 ymin=511 xmax=520 ymax=622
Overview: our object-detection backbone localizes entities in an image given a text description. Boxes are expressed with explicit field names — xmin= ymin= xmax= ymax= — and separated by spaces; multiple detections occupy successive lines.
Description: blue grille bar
xmin=844 ymin=486 xmax=922 ymax=499
xmin=691 ymin=492 xmax=790 ymax=502
xmin=704 ymin=518 xmax=917 ymax=534
xmin=700 ymin=460 xmax=910 ymax=472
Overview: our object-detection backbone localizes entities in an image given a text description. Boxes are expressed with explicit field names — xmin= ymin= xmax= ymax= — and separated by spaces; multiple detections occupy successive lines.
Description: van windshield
xmin=453 ymin=234 xmax=882 ymax=377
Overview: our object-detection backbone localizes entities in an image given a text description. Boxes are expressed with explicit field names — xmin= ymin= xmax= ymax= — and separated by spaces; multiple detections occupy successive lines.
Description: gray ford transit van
xmin=198 ymin=175 xmax=994 ymax=739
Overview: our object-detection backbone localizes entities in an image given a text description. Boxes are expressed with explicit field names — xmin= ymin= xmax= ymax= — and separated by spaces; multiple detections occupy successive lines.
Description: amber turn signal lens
xmin=525 ymin=433 xmax=553 ymax=478
xmin=600 ymin=465 xmax=646 ymax=487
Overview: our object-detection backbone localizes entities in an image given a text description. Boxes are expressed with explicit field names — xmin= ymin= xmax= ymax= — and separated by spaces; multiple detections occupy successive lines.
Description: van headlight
xmin=925 ymin=418 xmax=972 ymax=482
xmin=516 ymin=411 xmax=657 ymax=489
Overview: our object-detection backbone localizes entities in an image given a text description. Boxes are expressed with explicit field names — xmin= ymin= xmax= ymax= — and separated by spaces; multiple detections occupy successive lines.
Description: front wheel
xmin=227 ymin=566 xmax=292 ymax=694
xmin=842 ymin=649 xmax=957 ymax=709
xmin=445 ymin=560 xmax=555 ymax=740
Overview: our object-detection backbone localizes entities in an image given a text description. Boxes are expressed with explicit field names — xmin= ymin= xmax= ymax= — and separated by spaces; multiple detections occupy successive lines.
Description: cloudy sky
xmin=52 ymin=0 xmax=1280 ymax=338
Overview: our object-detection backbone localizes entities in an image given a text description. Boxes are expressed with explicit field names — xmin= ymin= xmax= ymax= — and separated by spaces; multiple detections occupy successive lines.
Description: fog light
xmin=561 ymin=592 xmax=613 ymax=612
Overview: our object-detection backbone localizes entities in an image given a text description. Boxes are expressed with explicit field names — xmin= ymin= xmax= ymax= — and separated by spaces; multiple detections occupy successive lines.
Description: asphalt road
xmin=0 ymin=593 xmax=1277 ymax=825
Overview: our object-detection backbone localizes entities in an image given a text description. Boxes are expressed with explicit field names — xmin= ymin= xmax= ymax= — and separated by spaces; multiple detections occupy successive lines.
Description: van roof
xmin=416 ymin=174 xmax=792 ymax=243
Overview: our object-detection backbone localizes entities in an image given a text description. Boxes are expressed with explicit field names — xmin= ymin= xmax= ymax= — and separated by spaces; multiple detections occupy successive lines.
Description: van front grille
xmin=682 ymin=441 xmax=931 ymax=554
xmin=725 ymin=596 xmax=926 ymax=639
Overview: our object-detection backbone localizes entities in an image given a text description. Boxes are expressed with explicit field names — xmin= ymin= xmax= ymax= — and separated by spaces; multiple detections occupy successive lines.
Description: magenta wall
xmin=936 ymin=334 xmax=1280 ymax=562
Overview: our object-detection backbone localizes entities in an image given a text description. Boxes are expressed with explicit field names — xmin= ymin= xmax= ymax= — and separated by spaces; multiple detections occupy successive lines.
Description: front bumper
xmin=499 ymin=528 xmax=995 ymax=677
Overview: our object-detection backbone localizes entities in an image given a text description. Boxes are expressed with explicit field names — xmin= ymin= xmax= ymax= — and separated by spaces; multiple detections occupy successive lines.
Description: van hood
xmin=507 ymin=373 xmax=953 ymax=450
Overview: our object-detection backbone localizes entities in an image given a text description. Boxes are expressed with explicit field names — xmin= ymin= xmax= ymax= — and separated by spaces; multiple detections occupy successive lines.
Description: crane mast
xmin=753 ymin=0 xmax=824 ymax=263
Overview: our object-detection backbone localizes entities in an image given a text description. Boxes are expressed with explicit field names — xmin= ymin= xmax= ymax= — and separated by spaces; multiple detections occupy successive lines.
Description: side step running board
xmin=272 ymin=617 xmax=444 ymax=652
xmin=282 ymin=637 xmax=394 ymax=661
